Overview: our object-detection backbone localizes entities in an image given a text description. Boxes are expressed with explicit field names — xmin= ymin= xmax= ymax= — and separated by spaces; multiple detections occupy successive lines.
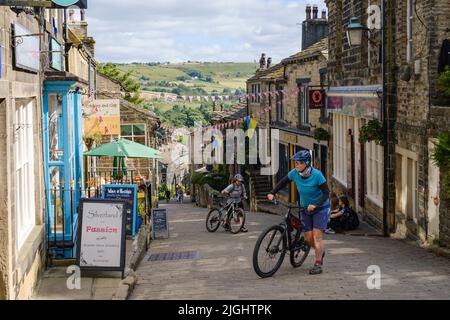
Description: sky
xmin=84 ymin=0 xmax=327 ymax=64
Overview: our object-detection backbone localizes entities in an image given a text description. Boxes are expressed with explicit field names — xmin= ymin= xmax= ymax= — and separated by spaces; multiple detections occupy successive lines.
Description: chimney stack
xmin=306 ymin=5 xmax=311 ymax=20
xmin=313 ymin=5 xmax=318 ymax=19
xmin=322 ymin=9 xmax=327 ymax=19
xmin=259 ymin=53 xmax=267 ymax=70
xmin=267 ymin=57 xmax=272 ymax=69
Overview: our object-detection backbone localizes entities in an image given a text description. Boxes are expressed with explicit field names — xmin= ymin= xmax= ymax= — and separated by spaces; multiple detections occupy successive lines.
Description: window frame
xmin=120 ymin=123 xmax=147 ymax=145
xmin=14 ymin=99 xmax=36 ymax=251
xmin=365 ymin=140 xmax=384 ymax=207
xmin=332 ymin=113 xmax=349 ymax=187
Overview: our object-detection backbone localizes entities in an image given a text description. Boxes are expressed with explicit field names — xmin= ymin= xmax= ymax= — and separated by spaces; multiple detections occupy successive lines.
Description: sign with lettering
xmin=102 ymin=185 xmax=138 ymax=239
xmin=77 ymin=199 xmax=127 ymax=273
xmin=151 ymin=208 xmax=169 ymax=239
xmin=83 ymin=99 xmax=121 ymax=136
xmin=12 ymin=23 xmax=40 ymax=73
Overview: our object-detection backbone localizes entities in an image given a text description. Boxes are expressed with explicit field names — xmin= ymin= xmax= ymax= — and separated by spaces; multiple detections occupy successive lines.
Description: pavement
xmin=129 ymin=200 xmax=450 ymax=300
xmin=32 ymin=238 xmax=138 ymax=300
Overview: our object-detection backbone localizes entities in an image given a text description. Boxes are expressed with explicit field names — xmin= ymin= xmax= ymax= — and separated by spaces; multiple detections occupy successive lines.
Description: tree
xmin=97 ymin=62 xmax=143 ymax=105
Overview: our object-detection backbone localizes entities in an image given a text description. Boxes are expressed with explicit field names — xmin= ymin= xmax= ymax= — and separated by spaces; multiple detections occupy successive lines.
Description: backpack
xmin=341 ymin=207 xmax=360 ymax=231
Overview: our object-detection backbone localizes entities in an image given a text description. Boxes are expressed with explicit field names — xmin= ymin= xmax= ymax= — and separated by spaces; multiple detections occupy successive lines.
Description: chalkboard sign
xmin=102 ymin=185 xmax=138 ymax=239
xmin=151 ymin=208 xmax=169 ymax=239
xmin=77 ymin=199 xmax=127 ymax=275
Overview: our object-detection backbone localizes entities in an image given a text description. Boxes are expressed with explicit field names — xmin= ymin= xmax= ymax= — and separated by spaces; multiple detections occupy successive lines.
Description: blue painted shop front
xmin=43 ymin=80 xmax=85 ymax=259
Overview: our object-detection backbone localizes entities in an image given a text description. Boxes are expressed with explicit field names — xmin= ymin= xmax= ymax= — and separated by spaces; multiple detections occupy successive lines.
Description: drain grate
xmin=147 ymin=251 xmax=199 ymax=262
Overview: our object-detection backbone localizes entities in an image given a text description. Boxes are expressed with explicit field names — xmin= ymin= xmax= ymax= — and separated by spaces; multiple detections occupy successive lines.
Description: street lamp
xmin=345 ymin=5 xmax=390 ymax=238
xmin=346 ymin=17 xmax=366 ymax=46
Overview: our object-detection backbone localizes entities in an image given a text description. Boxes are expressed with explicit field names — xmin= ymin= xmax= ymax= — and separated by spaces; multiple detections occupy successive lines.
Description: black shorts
xmin=236 ymin=201 xmax=244 ymax=210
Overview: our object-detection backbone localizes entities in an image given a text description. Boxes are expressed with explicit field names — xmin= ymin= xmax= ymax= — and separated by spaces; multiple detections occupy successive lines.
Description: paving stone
xmin=129 ymin=201 xmax=450 ymax=300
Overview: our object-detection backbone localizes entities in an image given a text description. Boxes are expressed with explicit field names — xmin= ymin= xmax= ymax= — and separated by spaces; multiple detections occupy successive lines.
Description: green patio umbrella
xmin=84 ymin=138 xmax=162 ymax=159
xmin=85 ymin=138 xmax=162 ymax=180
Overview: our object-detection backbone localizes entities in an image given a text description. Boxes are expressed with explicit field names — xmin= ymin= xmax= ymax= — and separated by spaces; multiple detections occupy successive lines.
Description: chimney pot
xmin=267 ymin=57 xmax=272 ymax=69
xmin=313 ymin=5 xmax=318 ymax=19
xmin=306 ymin=5 xmax=311 ymax=20
xmin=322 ymin=9 xmax=326 ymax=19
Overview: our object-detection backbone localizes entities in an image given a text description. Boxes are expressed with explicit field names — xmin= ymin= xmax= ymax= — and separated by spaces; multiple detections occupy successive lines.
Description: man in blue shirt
xmin=267 ymin=150 xmax=330 ymax=275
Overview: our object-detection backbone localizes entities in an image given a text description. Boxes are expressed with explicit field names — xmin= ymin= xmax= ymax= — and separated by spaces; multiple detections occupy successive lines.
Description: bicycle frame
xmin=267 ymin=206 xmax=306 ymax=254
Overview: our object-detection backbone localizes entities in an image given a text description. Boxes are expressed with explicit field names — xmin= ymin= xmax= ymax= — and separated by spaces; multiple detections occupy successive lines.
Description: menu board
xmin=77 ymin=199 xmax=127 ymax=272
xmin=102 ymin=185 xmax=138 ymax=238
xmin=151 ymin=208 xmax=169 ymax=239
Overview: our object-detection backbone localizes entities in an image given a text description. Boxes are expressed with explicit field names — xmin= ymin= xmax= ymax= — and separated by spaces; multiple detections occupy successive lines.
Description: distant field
xmin=117 ymin=62 xmax=257 ymax=95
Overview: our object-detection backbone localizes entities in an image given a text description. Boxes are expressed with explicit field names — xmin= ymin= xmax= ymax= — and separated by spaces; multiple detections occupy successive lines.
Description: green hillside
xmin=117 ymin=62 xmax=257 ymax=96
xmin=113 ymin=62 xmax=257 ymax=128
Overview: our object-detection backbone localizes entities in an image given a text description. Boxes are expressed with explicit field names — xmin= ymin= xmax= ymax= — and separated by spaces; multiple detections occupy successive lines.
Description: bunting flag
xmin=247 ymin=118 xmax=258 ymax=139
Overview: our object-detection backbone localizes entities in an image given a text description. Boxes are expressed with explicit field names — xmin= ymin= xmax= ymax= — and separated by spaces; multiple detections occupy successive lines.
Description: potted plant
xmin=359 ymin=119 xmax=384 ymax=146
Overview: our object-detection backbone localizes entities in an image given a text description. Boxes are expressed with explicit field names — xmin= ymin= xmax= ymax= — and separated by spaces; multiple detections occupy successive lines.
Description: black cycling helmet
xmin=291 ymin=150 xmax=312 ymax=166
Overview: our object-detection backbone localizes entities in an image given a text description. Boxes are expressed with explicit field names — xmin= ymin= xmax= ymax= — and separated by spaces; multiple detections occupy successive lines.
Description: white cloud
xmin=85 ymin=0 xmax=327 ymax=63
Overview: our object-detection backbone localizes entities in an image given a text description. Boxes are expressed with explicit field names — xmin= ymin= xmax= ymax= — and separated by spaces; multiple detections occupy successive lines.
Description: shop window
xmin=333 ymin=113 xmax=349 ymax=186
xmin=14 ymin=99 xmax=36 ymax=250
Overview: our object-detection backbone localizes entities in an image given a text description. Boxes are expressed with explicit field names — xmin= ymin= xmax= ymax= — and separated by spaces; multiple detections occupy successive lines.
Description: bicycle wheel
xmin=229 ymin=208 xmax=245 ymax=234
xmin=252 ymin=225 xmax=286 ymax=278
xmin=206 ymin=209 xmax=221 ymax=232
xmin=290 ymin=235 xmax=311 ymax=268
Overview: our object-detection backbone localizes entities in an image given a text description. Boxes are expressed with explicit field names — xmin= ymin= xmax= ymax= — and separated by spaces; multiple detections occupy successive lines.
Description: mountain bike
xmin=205 ymin=196 xmax=245 ymax=234
xmin=252 ymin=201 xmax=311 ymax=278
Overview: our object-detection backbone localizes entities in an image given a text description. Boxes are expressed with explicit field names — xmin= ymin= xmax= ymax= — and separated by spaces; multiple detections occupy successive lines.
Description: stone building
xmin=393 ymin=0 xmax=450 ymax=246
xmin=325 ymin=0 xmax=450 ymax=248
xmin=88 ymin=73 xmax=160 ymax=191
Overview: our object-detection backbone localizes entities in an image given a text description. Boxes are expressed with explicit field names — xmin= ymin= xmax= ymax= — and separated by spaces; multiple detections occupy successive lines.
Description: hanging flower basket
xmin=359 ymin=120 xmax=384 ymax=146
xmin=313 ymin=128 xmax=330 ymax=143
xmin=430 ymin=131 xmax=450 ymax=197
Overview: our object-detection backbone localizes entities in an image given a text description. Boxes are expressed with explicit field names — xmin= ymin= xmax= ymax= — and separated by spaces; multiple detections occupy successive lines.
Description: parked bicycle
xmin=252 ymin=200 xmax=311 ymax=278
xmin=205 ymin=195 xmax=245 ymax=234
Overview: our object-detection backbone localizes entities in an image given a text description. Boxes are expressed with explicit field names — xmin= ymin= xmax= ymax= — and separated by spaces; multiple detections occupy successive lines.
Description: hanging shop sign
xmin=52 ymin=0 xmax=87 ymax=8
xmin=77 ymin=198 xmax=127 ymax=277
xmin=102 ymin=184 xmax=138 ymax=239
xmin=309 ymin=89 xmax=325 ymax=109
xmin=83 ymin=99 xmax=120 ymax=136
xmin=12 ymin=23 xmax=40 ymax=73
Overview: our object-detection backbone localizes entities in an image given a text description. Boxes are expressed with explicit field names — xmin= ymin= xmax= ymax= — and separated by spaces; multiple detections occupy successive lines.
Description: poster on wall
xmin=12 ymin=22 xmax=40 ymax=73
xmin=77 ymin=198 xmax=127 ymax=275
xmin=83 ymin=99 xmax=121 ymax=136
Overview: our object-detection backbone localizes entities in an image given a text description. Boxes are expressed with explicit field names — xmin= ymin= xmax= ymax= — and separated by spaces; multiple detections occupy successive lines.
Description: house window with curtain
xmin=298 ymin=83 xmax=309 ymax=126
xmin=366 ymin=141 xmax=383 ymax=206
xmin=121 ymin=124 xmax=146 ymax=145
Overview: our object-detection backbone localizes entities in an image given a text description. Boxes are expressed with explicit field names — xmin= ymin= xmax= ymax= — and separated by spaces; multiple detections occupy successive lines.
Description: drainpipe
xmin=63 ymin=8 xmax=70 ymax=72
xmin=381 ymin=0 xmax=389 ymax=237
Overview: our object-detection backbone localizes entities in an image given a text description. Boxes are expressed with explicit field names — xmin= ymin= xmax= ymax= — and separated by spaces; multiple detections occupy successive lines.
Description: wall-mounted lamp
xmin=346 ymin=17 xmax=380 ymax=47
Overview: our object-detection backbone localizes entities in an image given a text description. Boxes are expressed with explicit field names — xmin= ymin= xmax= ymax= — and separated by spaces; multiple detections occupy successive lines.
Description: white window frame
xmin=121 ymin=123 xmax=147 ymax=145
xmin=365 ymin=141 xmax=384 ymax=207
xmin=14 ymin=99 xmax=36 ymax=250
xmin=406 ymin=0 xmax=414 ymax=62
xmin=396 ymin=147 xmax=419 ymax=222
xmin=332 ymin=113 xmax=350 ymax=186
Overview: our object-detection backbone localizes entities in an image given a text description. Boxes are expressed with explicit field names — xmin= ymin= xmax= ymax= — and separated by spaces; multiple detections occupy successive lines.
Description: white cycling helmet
xmin=234 ymin=174 xmax=244 ymax=182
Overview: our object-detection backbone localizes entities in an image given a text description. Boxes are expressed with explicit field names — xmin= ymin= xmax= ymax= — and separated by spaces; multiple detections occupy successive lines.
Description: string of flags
xmin=78 ymin=86 xmax=307 ymax=107
xmin=150 ymin=86 xmax=306 ymax=104
xmin=160 ymin=106 xmax=272 ymax=133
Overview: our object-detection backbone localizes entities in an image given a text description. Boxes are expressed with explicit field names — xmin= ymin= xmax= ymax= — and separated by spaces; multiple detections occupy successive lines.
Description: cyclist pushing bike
xmin=222 ymin=174 xmax=248 ymax=233
xmin=267 ymin=150 xmax=330 ymax=275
